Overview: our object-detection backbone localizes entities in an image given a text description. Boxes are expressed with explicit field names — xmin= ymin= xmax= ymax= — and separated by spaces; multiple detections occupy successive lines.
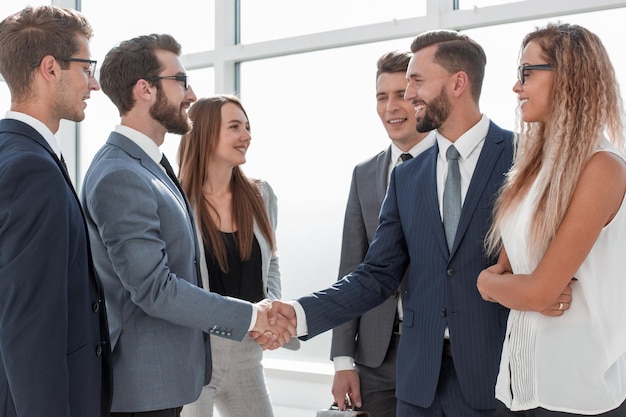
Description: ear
xmin=38 ymin=55 xmax=58 ymax=82
xmin=133 ymin=79 xmax=156 ymax=103
xmin=450 ymin=71 xmax=469 ymax=98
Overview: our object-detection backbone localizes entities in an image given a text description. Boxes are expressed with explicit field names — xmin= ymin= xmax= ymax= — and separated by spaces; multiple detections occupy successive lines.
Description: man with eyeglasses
xmin=81 ymin=33 xmax=294 ymax=417
xmin=0 ymin=5 xmax=111 ymax=417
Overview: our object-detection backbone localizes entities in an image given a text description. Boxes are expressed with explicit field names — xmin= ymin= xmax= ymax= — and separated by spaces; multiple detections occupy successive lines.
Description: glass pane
xmin=457 ymin=0 xmax=520 ymax=9
xmin=79 ymin=67 xmax=214 ymax=183
xmin=81 ymin=0 xmax=214 ymax=60
xmin=240 ymin=0 xmax=424 ymax=43
xmin=239 ymin=38 xmax=414 ymax=362
xmin=465 ymin=7 xmax=626 ymax=134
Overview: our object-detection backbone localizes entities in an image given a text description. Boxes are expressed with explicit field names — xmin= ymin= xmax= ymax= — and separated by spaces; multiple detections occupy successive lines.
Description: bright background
xmin=2 ymin=1 xmax=625 ymax=414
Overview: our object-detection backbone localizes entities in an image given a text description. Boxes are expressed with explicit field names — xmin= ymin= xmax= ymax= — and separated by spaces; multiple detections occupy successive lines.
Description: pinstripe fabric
xmin=299 ymin=121 xmax=514 ymax=411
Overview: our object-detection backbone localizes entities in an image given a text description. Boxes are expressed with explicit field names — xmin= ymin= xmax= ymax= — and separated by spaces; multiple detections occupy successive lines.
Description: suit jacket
xmin=0 ymin=118 xmax=112 ymax=417
xmin=81 ymin=132 xmax=253 ymax=412
xmin=330 ymin=147 xmax=403 ymax=368
xmin=299 ymin=121 xmax=513 ymax=410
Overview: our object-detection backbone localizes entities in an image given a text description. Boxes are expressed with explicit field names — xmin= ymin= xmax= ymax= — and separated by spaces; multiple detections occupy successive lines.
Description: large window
xmin=240 ymin=0 xmax=425 ymax=43
xmin=3 ymin=0 xmax=625 ymax=376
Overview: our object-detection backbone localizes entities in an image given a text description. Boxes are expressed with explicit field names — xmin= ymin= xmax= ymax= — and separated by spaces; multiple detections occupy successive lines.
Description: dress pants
xmin=396 ymin=345 xmax=494 ymax=417
xmin=355 ymin=334 xmax=400 ymax=417
xmin=181 ymin=335 xmax=273 ymax=417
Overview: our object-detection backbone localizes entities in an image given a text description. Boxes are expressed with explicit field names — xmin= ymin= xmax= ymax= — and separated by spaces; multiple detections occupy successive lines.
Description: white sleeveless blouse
xmin=495 ymin=138 xmax=626 ymax=414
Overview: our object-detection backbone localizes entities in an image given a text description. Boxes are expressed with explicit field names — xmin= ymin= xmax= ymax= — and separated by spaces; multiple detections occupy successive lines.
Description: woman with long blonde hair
xmin=478 ymin=23 xmax=626 ymax=415
xmin=178 ymin=95 xmax=297 ymax=417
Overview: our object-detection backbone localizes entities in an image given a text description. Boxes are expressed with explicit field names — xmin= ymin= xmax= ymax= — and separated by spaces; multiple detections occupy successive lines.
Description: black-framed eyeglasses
xmin=517 ymin=64 xmax=553 ymax=85
xmin=145 ymin=75 xmax=189 ymax=90
xmin=57 ymin=57 xmax=97 ymax=78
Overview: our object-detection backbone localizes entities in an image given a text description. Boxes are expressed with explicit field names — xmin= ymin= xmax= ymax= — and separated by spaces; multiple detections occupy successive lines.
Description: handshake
xmin=250 ymin=300 xmax=298 ymax=350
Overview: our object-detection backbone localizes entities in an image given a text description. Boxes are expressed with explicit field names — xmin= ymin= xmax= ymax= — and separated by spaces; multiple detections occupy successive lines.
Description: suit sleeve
xmin=85 ymin=168 xmax=253 ymax=341
xmin=299 ymin=170 xmax=408 ymax=339
xmin=0 ymin=153 xmax=72 ymax=417
xmin=330 ymin=166 xmax=367 ymax=359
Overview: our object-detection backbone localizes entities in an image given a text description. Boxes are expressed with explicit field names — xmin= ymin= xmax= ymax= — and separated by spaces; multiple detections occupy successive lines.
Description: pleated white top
xmin=495 ymin=138 xmax=626 ymax=414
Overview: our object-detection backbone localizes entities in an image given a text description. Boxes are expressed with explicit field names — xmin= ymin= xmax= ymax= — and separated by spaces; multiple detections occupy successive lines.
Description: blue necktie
xmin=443 ymin=145 xmax=461 ymax=251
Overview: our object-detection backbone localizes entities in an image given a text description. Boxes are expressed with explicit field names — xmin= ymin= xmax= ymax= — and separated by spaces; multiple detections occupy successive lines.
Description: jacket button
xmin=446 ymin=268 xmax=455 ymax=277
xmin=441 ymin=308 xmax=447 ymax=317
xmin=92 ymin=302 xmax=100 ymax=312
xmin=96 ymin=345 xmax=102 ymax=356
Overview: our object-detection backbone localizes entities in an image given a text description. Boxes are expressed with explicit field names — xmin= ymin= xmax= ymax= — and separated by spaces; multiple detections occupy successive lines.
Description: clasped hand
xmin=250 ymin=299 xmax=297 ymax=350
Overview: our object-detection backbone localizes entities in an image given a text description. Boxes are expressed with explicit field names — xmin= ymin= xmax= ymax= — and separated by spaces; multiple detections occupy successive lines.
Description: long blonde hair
xmin=486 ymin=23 xmax=625 ymax=260
xmin=178 ymin=95 xmax=275 ymax=273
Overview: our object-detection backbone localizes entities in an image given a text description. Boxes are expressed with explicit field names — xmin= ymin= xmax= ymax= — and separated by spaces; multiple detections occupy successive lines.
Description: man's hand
xmin=249 ymin=299 xmax=296 ymax=350
xmin=540 ymin=278 xmax=576 ymax=316
xmin=332 ymin=370 xmax=362 ymax=410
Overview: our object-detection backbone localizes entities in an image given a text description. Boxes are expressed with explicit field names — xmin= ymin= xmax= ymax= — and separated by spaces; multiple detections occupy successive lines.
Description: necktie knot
xmin=400 ymin=153 xmax=413 ymax=162
xmin=446 ymin=145 xmax=460 ymax=161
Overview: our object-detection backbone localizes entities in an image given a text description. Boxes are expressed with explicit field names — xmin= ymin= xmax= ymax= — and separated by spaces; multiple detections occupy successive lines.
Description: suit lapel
xmin=106 ymin=132 xmax=202 ymax=281
xmin=451 ymin=122 xmax=504 ymax=255
xmin=107 ymin=133 xmax=188 ymax=210
xmin=1 ymin=119 xmax=79 ymax=201
xmin=421 ymin=144 xmax=450 ymax=257
xmin=375 ymin=147 xmax=391 ymax=207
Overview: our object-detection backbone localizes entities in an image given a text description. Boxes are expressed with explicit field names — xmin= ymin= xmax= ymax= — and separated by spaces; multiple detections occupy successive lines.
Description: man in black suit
xmin=0 ymin=6 xmax=112 ymax=417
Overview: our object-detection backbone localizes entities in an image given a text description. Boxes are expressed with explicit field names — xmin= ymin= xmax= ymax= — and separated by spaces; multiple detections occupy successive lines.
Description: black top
xmin=205 ymin=232 xmax=264 ymax=303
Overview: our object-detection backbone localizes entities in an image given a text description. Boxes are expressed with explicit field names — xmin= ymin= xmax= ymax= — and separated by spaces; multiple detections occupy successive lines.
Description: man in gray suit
xmin=330 ymin=51 xmax=435 ymax=416
xmin=81 ymin=34 xmax=292 ymax=417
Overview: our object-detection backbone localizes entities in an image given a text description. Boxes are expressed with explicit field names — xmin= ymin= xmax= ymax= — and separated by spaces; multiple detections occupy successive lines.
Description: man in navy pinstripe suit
xmin=257 ymin=30 xmax=515 ymax=416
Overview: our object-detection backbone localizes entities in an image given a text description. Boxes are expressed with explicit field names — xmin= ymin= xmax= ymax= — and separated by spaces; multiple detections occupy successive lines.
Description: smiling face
xmin=149 ymin=49 xmax=197 ymax=135
xmin=404 ymin=45 xmax=454 ymax=133
xmin=212 ymin=101 xmax=251 ymax=168
xmin=53 ymin=35 xmax=100 ymax=123
xmin=376 ymin=71 xmax=424 ymax=148
xmin=513 ymin=40 xmax=554 ymax=123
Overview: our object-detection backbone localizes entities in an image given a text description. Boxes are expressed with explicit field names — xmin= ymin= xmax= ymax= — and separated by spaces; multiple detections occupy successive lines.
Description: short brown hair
xmin=410 ymin=30 xmax=486 ymax=103
xmin=99 ymin=33 xmax=181 ymax=116
xmin=0 ymin=5 xmax=93 ymax=101
xmin=376 ymin=50 xmax=412 ymax=79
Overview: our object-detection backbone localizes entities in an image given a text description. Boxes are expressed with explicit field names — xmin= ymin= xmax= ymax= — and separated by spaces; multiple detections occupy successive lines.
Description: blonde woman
xmin=178 ymin=95 xmax=297 ymax=417
xmin=477 ymin=23 xmax=626 ymax=416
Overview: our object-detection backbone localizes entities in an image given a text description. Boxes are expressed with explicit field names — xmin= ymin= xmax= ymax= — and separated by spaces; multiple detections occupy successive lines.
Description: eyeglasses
xmin=517 ymin=64 xmax=553 ymax=85
xmin=57 ymin=57 xmax=97 ymax=78
xmin=145 ymin=75 xmax=189 ymax=90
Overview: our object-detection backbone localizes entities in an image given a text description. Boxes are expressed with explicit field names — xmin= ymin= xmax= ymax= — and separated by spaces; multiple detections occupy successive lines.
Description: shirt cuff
xmin=248 ymin=303 xmax=258 ymax=332
xmin=289 ymin=300 xmax=308 ymax=336
xmin=333 ymin=356 xmax=355 ymax=372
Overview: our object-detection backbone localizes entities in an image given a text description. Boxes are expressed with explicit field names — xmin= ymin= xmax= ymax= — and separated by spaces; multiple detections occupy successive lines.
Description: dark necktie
xmin=160 ymin=154 xmax=203 ymax=286
xmin=160 ymin=155 xmax=185 ymax=197
xmin=59 ymin=153 xmax=69 ymax=174
xmin=443 ymin=145 xmax=461 ymax=251
xmin=400 ymin=153 xmax=413 ymax=162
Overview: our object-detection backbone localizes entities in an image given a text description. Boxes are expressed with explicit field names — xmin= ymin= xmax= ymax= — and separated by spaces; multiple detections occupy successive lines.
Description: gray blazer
xmin=330 ymin=147 xmax=403 ymax=368
xmin=81 ymin=132 xmax=253 ymax=412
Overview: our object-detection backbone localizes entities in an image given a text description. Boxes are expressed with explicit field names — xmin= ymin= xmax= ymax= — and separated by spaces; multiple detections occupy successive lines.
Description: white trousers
xmin=181 ymin=334 xmax=274 ymax=417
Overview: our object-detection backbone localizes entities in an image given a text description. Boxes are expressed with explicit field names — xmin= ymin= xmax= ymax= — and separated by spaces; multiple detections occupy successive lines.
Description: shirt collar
xmin=436 ymin=114 xmax=489 ymax=161
xmin=5 ymin=111 xmax=60 ymax=158
xmin=390 ymin=130 xmax=438 ymax=164
xmin=114 ymin=124 xmax=163 ymax=165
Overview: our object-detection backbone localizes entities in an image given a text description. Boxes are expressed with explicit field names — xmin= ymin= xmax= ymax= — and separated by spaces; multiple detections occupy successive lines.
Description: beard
xmin=415 ymin=86 xmax=450 ymax=133
xmin=150 ymin=88 xmax=191 ymax=135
